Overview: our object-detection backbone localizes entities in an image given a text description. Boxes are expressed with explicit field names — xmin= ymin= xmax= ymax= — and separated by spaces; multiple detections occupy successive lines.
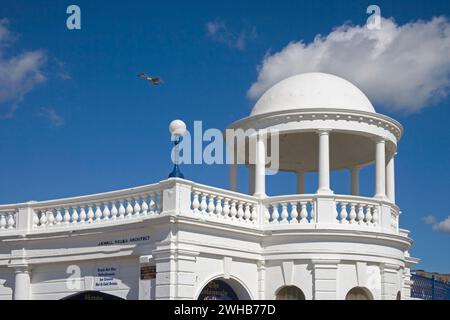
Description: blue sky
xmin=0 ymin=0 xmax=449 ymax=272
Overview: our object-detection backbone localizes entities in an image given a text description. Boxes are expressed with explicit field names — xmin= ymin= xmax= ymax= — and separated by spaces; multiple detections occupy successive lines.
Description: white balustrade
xmin=335 ymin=197 xmax=379 ymax=227
xmin=0 ymin=211 xmax=16 ymax=230
xmin=31 ymin=188 xmax=162 ymax=229
xmin=190 ymin=185 xmax=258 ymax=223
xmin=262 ymin=195 xmax=386 ymax=230
xmin=264 ymin=197 xmax=315 ymax=224
xmin=0 ymin=179 xmax=400 ymax=235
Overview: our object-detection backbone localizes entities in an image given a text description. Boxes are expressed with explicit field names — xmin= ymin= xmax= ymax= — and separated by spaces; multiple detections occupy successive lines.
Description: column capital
xmin=9 ymin=264 xmax=30 ymax=273
xmin=373 ymin=136 xmax=386 ymax=144
xmin=316 ymin=128 xmax=332 ymax=135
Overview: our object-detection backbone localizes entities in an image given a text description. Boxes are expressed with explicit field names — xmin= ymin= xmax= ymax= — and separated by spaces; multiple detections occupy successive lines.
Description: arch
xmin=275 ymin=285 xmax=306 ymax=300
xmin=196 ymin=275 xmax=252 ymax=300
xmin=61 ymin=290 xmax=124 ymax=300
xmin=345 ymin=287 xmax=374 ymax=300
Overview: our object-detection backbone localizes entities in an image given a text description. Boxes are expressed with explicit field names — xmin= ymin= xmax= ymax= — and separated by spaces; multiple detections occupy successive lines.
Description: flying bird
xmin=137 ymin=72 xmax=163 ymax=85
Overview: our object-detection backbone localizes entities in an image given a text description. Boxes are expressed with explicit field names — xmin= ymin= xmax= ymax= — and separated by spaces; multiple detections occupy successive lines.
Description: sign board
xmin=93 ymin=266 xmax=119 ymax=289
xmin=140 ymin=266 xmax=156 ymax=280
xmin=198 ymin=280 xmax=238 ymax=300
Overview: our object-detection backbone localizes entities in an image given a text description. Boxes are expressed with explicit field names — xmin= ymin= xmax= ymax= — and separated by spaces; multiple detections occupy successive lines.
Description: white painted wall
xmin=31 ymin=257 xmax=139 ymax=300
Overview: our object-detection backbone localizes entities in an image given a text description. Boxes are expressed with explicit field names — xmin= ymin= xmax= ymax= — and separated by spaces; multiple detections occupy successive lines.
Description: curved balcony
xmin=0 ymin=178 xmax=402 ymax=238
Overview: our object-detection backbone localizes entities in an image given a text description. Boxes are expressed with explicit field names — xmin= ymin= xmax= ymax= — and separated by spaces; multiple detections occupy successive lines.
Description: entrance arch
xmin=61 ymin=291 xmax=124 ymax=300
xmin=197 ymin=278 xmax=252 ymax=300
xmin=345 ymin=287 xmax=374 ymax=300
xmin=275 ymin=286 xmax=306 ymax=300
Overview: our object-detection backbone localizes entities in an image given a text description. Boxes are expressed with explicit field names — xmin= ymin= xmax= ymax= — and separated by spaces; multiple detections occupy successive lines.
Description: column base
xmin=316 ymin=188 xmax=334 ymax=195
xmin=253 ymin=192 xmax=267 ymax=199
xmin=374 ymin=194 xmax=388 ymax=201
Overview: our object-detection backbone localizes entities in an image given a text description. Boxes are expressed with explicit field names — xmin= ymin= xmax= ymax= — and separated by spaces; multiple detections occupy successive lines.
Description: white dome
xmin=250 ymin=72 xmax=375 ymax=116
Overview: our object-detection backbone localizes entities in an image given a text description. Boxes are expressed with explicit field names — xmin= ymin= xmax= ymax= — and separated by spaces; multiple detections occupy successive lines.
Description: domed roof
xmin=250 ymin=72 xmax=375 ymax=116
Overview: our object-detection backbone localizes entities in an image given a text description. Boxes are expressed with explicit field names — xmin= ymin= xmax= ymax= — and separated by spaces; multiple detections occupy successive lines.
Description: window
xmin=276 ymin=286 xmax=306 ymax=300
xmin=345 ymin=287 xmax=373 ymax=300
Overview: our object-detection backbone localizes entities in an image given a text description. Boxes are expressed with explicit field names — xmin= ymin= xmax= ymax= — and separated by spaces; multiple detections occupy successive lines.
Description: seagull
xmin=137 ymin=72 xmax=163 ymax=85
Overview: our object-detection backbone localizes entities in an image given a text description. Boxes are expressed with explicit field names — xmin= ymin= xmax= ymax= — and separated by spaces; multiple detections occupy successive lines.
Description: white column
xmin=229 ymin=163 xmax=238 ymax=192
xmin=317 ymin=129 xmax=333 ymax=195
xmin=254 ymin=133 xmax=266 ymax=198
xmin=350 ymin=166 xmax=360 ymax=196
xmin=374 ymin=138 xmax=387 ymax=199
xmin=248 ymin=165 xmax=255 ymax=195
xmin=13 ymin=266 xmax=31 ymax=300
xmin=386 ymin=154 xmax=396 ymax=203
xmin=139 ymin=255 xmax=155 ymax=300
xmin=296 ymin=171 xmax=305 ymax=194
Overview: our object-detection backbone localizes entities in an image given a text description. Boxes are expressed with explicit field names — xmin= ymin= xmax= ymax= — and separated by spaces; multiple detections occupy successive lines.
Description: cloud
xmin=206 ymin=19 xmax=256 ymax=51
xmin=0 ymin=18 xmax=47 ymax=117
xmin=40 ymin=107 xmax=64 ymax=127
xmin=248 ymin=16 xmax=450 ymax=114
xmin=432 ymin=216 xmax=450 ymax=233
xmin=423 ymin=215 xmax=450 ymax=234
xmin=53 ymin=58 xmax=71 ymax=80
xmin=422 ymin=215 xmax=437 ymax=225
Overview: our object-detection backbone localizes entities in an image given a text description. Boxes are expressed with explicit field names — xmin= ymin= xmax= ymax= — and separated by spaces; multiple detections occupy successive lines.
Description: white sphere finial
xmin=169 ymin=119 xmax=186 ymax=137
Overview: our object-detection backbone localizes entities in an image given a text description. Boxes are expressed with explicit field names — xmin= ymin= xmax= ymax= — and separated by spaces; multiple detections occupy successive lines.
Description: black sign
xmin=140 ymin=266 xmax=156 ymax=280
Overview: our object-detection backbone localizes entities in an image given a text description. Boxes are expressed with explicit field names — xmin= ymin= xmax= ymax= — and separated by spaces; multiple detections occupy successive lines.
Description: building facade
xmin=0 ymin=73 xmax=418 ymax=300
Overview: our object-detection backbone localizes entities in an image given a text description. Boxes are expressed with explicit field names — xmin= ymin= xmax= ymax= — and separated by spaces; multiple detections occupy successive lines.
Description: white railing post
xmin=160 ymin=178 xmax=192 ymax=215
xmin=16 ymin=201 xmax=37 ymax=232
xmin=315 ymin=195 xmax=336 ymax=225
xmin=380 ymin=202 xmax=394 ymax=232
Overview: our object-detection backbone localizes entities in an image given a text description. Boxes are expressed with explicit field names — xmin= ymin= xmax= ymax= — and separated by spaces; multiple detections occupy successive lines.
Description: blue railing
xmin=411 ymin=274 xmax=450 ymax=300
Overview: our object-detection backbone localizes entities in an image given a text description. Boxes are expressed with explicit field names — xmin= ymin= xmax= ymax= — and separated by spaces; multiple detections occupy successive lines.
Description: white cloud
xmin=248 ymin=16 xmax=450 ymax=114
xmin=422 ymin=215 xmax=437 ymax=225
xmin=423 ymin=215 xmax=450 ymax=234
xmin=53 ymin=58 xmax=71 ymax=80
xmin=432 ymin=216 xmax=450 ymax=234
xmin=206 ymin=19 xmax=256 ymax=51
xmin=40 ymin=107 xmax=64 ymax=127
xmin=0 ymin=19 xmax=47 ymax=117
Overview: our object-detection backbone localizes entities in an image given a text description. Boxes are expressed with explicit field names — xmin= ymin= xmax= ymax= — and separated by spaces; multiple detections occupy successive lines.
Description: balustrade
xmin=265 ymin=199 xmax=315 ymax=224
xmin=190 ymin=186 xmax=258 ymax=223
xmin=336 ymin=202 xmax=378 ymax=226
xmin=0 ymin=178 xmax=401 ymax=235
xmin=33 ymin=191 xmax=161 ymax=228
xmin=0 ymin=211 xmax=16 ymax=230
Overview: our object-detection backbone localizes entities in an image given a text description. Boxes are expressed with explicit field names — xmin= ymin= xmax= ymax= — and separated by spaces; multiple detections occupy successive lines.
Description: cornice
xmin=227 ymin=108 xmax=403 ymax=141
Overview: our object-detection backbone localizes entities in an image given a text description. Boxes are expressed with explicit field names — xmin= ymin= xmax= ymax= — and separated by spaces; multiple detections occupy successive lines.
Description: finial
xmin=168 ymin=120 xmax=186 ymax=179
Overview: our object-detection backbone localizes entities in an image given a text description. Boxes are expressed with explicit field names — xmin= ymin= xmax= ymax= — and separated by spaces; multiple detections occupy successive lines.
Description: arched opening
xmin=345 ymin=287 xmax=374 ymax=300
xmin=275 ymin=285 xmax=306 ymax=300
xmin=61 ymin=290 xmax=124 ymax=300
xmin=197 ymin=278 xmax=251 ymax=300
xmin=396 ymin=291 xmax=401 ymax=300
